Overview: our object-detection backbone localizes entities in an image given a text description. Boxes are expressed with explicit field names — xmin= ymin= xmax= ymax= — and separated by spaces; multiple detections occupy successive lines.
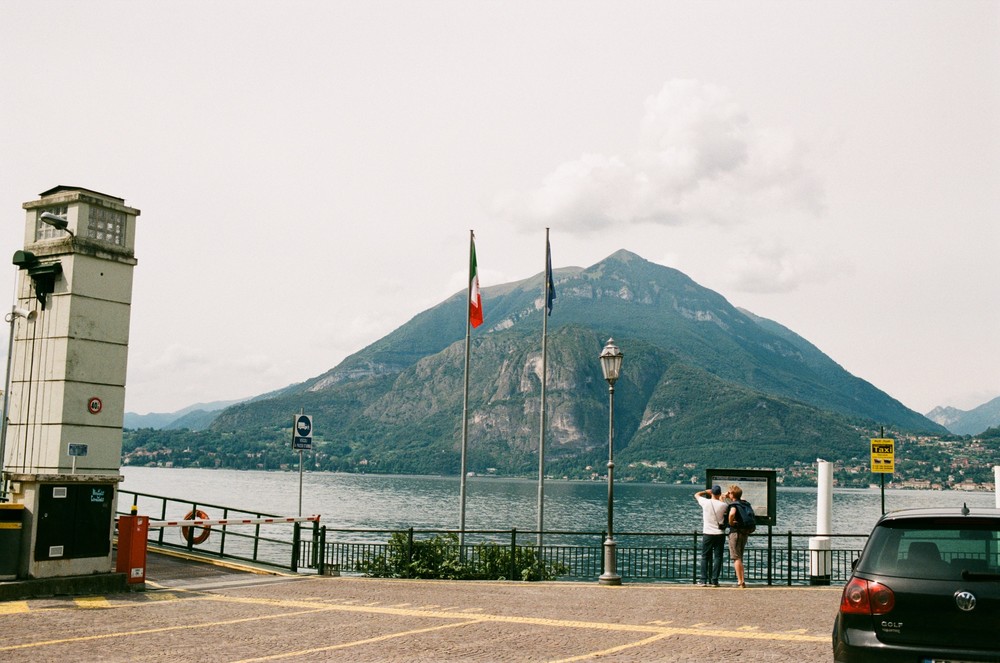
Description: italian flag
xmin=469 ymin=236 xmax=484 ymax=328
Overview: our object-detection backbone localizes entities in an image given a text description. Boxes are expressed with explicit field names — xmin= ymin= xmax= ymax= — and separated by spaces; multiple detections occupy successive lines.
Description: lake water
xmin=119 ymin=466 xmax=998 ymax=538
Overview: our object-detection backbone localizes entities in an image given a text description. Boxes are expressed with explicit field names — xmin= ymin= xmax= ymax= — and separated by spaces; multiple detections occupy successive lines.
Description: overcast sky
xmin=1 ymin=1 xmax=997 ymax=416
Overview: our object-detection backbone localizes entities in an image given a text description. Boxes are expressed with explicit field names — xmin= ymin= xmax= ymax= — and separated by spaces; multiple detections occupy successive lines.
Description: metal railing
xmin=118 ymin=490 xmax=869 ymax=583
xmin=308 ymin=526 xmax=870 ymax=585
xmin=118 ymin=490 xmax=319 ymax=572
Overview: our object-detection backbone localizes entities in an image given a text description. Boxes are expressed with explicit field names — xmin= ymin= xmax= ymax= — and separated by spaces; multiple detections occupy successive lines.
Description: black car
xmin=833 ymin=506 xmax=1000 ymax=662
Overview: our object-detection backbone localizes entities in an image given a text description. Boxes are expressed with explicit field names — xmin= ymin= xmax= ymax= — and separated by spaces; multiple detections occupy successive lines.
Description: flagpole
xmin=537 ymin=229 xmax=550 ymax=549
xmin=459 ymin=230 xmax=474 ymax=553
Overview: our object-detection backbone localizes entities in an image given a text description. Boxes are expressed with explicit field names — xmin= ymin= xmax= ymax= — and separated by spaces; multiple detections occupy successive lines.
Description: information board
xmin=706 ymin=468 xmax=777 ymax=527
xmin=870 ymin=438 xmax=895 ymax=474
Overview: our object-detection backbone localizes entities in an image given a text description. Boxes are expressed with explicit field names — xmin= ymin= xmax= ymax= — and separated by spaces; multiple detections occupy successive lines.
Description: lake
xmin=119 ymin=466 xmax=998 ymax=537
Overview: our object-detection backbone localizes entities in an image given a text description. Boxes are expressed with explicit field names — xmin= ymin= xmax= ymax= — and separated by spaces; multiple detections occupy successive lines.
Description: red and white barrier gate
xmin=149 ymin=514 xmax=321 ymax=529
xmin=146 ymin=513 xmax=321 ymax=545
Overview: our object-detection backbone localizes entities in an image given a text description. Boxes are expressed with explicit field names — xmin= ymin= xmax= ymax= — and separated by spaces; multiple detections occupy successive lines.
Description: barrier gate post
xmin=116 ymin=509 xmax=149 ymax=585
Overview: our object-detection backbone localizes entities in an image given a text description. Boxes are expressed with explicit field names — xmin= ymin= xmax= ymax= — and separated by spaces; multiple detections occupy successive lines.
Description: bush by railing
xmin=354 ymin=531 xmax=568 ymax=581
xmin=310 ymin=527 xmax=869 ymax=585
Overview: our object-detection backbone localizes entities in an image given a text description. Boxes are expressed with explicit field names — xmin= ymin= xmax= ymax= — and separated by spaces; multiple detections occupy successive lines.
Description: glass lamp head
xmin=599 ymin=338 xmax=623 ymax=385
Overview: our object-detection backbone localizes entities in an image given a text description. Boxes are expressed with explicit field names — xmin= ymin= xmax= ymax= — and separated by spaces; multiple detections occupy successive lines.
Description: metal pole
xmin=459 ymin=230 xmax=474 ymax=552
xmin=298 ymin=408 xmax=304 ymax=517
xmin=599 ymin=382 xmax=621 ymax=585
xmin=880 ymin=426 xmax=886 ymax=515
xmin=537 ymin=228 xmax=550 ymax=548
xmin=0 ymin=307 xmax=28 ymax=501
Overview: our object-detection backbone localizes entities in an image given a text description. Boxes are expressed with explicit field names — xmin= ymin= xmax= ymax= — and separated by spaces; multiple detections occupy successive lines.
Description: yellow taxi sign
xmin=870 ymin=438 xmax=894 ymax=474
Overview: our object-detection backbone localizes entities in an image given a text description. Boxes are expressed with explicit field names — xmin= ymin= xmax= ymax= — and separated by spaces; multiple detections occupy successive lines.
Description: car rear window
xmin=857 ymin=518 xmax=1000 ymax=580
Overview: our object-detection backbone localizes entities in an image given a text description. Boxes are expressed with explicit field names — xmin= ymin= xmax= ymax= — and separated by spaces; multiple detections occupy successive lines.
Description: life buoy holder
xmin=181 ymin=509 xmax=211 ymax=545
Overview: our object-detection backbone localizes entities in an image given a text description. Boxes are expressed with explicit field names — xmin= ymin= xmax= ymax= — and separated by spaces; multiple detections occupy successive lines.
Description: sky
xmin=1 ymin=1 xmax=997 ymax=417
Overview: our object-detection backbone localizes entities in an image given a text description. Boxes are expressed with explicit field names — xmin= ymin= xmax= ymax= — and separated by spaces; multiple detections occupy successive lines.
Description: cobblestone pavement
xmin=0 ymin=558 xmax=841 ymax=662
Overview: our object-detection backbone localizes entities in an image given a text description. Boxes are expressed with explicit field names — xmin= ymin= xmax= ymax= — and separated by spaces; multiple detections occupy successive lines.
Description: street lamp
xmin=598 ymin=337 xmax=623 ymax=585
xmin=40 ymin=212 xmax=74 ymax=237
xmin=0 ymin=306 xmax=36 ymax=501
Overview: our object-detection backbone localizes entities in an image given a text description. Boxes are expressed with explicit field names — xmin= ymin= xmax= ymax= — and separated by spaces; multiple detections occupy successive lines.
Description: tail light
xmin=840 ymin=577 xmax=895 ymax=615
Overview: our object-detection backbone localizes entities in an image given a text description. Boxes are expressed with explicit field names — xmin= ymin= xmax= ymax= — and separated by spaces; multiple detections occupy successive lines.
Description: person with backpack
xmin=694 ymin=485 xmax=728 ymax=586
xmin=725 ymin=484 xmax=756 ymax=588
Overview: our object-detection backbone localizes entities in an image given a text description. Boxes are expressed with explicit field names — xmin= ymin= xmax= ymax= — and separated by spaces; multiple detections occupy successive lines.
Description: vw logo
xmin=954 ymin=590 xmax=977 ymax=612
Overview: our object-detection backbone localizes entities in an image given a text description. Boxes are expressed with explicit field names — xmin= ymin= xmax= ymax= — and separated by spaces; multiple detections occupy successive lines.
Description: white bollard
xmin=809 ymin=459 xmax=834 ymax=585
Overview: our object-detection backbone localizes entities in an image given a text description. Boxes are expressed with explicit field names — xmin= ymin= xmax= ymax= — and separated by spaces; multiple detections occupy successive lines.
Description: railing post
xmin=311 ymin=518 xmax=320 ymax=569
xmin=535 ymin=530 xmax=544 ymax=582
xmin=692 ymin=530 xmax=699 ymax=584
xmin=318 ymin=525 xmax=327 ymax=575
xmin=407 ymin=527 xmax=414 ymax=565
xmin=787 ymin=531 xmax=793 ymax=586
xmin=291 ymin=522 xmax=301 ymax=573
xmin=219 ymin=507 xmax=229 ymax=559
xmin=158 ymin=498 xmax=167 ymax=546
xmin=510 ymin=528 xmax=517 ymax=581
xmin=186 ymin=503 xmax=198 ymax=551
xmin=767 ymin=525 xmax=773 ymax=586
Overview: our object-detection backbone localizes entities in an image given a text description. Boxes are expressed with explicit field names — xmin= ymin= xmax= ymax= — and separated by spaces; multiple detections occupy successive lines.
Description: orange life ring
xmin=181 ymin=509 xmax=211 ymax=545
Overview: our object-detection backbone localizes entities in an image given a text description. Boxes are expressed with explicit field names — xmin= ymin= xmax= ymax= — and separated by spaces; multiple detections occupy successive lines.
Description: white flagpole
xmin=537 ymin=228 xmax=550 ymax=548
xmin=459 ymin=230 xmax=474 ymax=552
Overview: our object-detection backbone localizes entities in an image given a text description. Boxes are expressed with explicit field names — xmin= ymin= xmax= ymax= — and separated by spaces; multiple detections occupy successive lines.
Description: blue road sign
xmin=293 ymin=414 xmax=313 ymax=450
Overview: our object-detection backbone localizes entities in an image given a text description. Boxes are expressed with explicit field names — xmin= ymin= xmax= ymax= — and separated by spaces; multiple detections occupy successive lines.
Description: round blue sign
xmin=296 ymin=415 xmax=312 ymax=437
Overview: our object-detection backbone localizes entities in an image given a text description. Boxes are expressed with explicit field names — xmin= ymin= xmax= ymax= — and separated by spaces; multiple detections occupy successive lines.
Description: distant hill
xmin=124 ymin=399 xmax=245 ymax=431
xmin=926 ymin=396 xmax=1000 ymax=436
xmin=165 ymin=249 xmax=945 ymax=478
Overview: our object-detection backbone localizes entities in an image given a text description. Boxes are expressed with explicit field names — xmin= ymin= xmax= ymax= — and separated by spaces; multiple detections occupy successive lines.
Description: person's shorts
xmin=728 ymin=531 xmax=749 ymax=561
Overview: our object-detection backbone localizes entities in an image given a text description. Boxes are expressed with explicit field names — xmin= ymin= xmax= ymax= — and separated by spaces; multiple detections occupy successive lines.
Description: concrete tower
xmin=3 ymin=186 xmax=139 ymax=579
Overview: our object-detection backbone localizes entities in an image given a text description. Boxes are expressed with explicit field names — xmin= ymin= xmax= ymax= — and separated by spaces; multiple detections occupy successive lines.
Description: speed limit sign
xmin=88 ymin=397 xmax=103 ymax=414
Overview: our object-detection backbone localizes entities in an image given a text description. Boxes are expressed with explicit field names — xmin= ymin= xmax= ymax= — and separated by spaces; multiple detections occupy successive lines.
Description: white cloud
xmin=496 ymin=79 xmax=824 ymax=232
xmin=725 ymin=240 xmax=848 ymax=294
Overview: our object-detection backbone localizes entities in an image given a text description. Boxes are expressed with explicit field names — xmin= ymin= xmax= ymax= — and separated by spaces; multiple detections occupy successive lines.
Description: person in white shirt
xmin=694 ymin=485 xmax=728 ymax=586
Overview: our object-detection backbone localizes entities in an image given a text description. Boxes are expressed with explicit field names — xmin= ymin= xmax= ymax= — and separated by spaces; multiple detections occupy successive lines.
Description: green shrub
xmin=357 ymin=531 xmax=569 ymax=581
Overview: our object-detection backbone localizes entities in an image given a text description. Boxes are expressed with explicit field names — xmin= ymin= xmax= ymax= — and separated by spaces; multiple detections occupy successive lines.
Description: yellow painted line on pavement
xmin=552 ymin=632 xmax=675 ymax=662
xmin=0 ymin=601 xmax=29 ymax=615
xmin=0 ymin=590 xmax=827 ymax=656
xmin=204 ymin=594 xmax=829 ymax=644
xmin=234 ymin=619 xmax=487 ymax=662
xmin=74 ymin=596 xmax=112 ymax=609
xmin=144 ymin=592 xmax=179 ymax=602
xmin=0 ymin=606 xmax=333 ymax=652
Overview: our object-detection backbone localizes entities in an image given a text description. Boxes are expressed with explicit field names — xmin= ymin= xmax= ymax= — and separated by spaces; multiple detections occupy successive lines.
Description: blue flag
xmin=545 ymin=237 xmax=556 ymax=315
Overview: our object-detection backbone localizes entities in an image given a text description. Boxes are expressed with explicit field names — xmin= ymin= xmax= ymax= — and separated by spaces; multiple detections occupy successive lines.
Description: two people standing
xmin=694 ymin=483 xmax=753 ymax=587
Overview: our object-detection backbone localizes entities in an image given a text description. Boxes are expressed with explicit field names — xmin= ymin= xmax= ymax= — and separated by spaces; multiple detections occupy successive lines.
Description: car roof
xmin=878 ymin=505 xmax=1000 ymax=523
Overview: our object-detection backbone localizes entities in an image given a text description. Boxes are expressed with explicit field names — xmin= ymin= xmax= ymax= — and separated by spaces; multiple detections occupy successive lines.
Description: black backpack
xmin=729 ymin=500 xmax=757 ymax=534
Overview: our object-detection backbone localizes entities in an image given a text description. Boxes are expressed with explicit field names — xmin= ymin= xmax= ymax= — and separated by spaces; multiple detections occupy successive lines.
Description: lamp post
xmin=0 ymin=306 xmax=36 ymax=501
xmin=598 ymin=337 xmax=623 ymax=585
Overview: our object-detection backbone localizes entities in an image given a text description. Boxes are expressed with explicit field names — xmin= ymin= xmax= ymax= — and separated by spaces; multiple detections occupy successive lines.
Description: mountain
xmin=926 ymin=396 xmax=1000 ymax=436
xmin=124 ymin=398 xmax=246 ymax=431
xmin=188 ymin=250 xmax=944 ymax=478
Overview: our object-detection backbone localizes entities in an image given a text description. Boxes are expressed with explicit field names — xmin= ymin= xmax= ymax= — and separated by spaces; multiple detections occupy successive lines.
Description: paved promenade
xmin=0 ymin=553 xmax=840 ymax=662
